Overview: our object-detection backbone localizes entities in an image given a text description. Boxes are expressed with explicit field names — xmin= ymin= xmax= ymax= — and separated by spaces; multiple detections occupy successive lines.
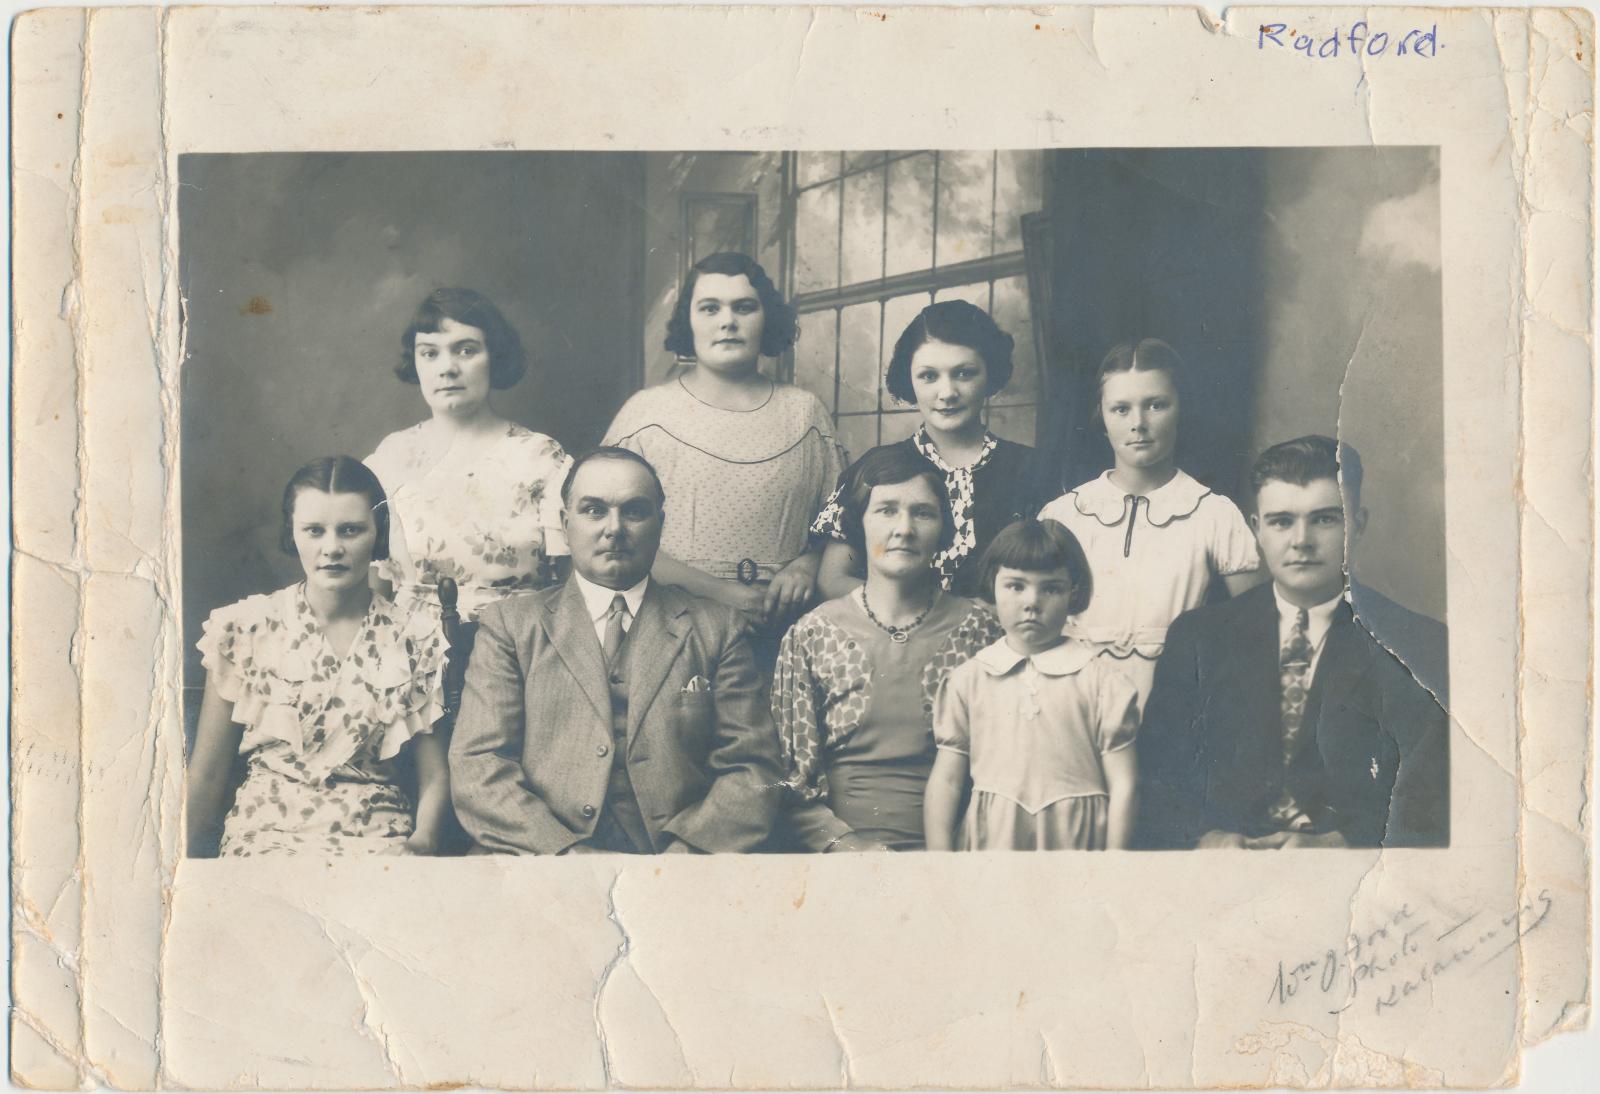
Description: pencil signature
xmin=1266 ymin=889 xmax=1554 ymax=1017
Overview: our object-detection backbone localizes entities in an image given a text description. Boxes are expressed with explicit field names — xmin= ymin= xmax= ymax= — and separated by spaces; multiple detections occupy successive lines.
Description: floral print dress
xmin=365 ymin=422 xmax=572 ymax=622
xmin=196 ymin=584 xmax=447 ymax=856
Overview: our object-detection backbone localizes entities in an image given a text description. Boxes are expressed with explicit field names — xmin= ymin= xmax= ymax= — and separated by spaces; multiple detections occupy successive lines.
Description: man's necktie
xmin=602 ymin=594 xmax=629 ymax=666
xmin=1268 ymin=608 xmax=1316 ymax=832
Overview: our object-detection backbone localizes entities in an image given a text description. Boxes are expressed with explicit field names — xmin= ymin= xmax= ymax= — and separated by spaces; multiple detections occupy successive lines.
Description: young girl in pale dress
xmin=185 ymin=457 xmax=451 ymax=857
xmin=1037 ymin=339 xmax=1260 ymax=704
xmin=925 ymin=520 xmax=1140 ymax=852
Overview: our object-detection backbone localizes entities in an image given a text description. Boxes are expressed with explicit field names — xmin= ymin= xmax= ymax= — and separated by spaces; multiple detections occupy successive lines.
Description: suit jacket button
xmin=609 ymin=673 xmax=623 ymax=686
xmin=596 ymin=744 xmax=610 ymax=757
xmin=581 ymin=804 xmax=596 ymax=819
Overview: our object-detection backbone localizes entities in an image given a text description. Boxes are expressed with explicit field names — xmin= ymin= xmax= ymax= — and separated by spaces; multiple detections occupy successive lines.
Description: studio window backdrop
xmin=781 ymin=150 xmax=1047 ymax=459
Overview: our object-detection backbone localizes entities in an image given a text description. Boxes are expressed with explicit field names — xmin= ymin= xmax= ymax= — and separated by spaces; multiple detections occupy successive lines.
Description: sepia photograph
xmin=178 ymin=146 xmax=1448 ymax=858
xmin=11 ymin=7 xmax=1588 ymax=1089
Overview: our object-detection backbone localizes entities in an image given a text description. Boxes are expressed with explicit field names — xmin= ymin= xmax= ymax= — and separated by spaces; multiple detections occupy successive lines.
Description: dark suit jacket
xmin=1135 ymin=583 xmax=1449 ymax=849
xmin=450 ymin=578 xmax=783 ymax=854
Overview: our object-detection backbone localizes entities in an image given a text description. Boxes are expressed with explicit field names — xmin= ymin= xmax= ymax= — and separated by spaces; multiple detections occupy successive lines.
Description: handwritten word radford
xmin=1266 ymin=889 xmax=1554 ymax=1018
xmin=1259 ymin=22 xmax=1441 ymax=59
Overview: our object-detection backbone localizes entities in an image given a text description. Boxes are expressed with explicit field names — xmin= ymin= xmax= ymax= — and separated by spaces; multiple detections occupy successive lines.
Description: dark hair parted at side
xmin=663 ymin=252 xmax=799 ymax=360
xmin=396 ymin=288 xmax=527 ymax=388
xmin=560 ymin=446 xmax=667 ymax=508
xmin=884 ymin=300 xmax=1016 ymax=405
xmin=279 ymin=456 xmax=390 ymax=560
xmin=1250 ymin=434 xmax=1364 ymax=506
xmin=836 ymin=446 xmax=955 ymax=562
xmin=974 ymin=518 xmax=1093 ymax=614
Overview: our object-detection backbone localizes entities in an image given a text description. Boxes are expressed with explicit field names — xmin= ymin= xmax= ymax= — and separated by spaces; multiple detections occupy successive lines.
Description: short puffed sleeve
xmin=524 ymin=432 xmax=573 ymax=556
xmin=1207 ymin=495 xmax=1262 ymax=576
xmin=931 ymin=664 xmax=974 ymax=756
xmin=1093 ymin=661 xmax=1141 ymax=755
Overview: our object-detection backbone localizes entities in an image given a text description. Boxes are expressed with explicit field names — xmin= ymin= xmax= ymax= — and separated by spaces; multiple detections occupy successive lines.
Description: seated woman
xmin=813 ymin=299 xmax=1051 ymax=600
xmin=773 ymin=447 xmax=1003 ymax=852
xmin=603 ymin=252 xmax=846 ymax=669
xmin=185 ymin=457 xmax=450 ymax=857
xmin=365 ymin=288 xmax=572 ymax=627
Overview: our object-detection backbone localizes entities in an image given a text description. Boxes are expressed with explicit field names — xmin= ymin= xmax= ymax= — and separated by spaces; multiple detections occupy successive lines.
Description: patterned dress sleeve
xmin=919 ymin=601 xmax=1006 ymax=716
xmin=772 ymin=619 xmax=826 ymax=801
xmin=1209 ymin=495 xmax=1262 ymax=575
xmin=808 ymin=480 xmax=848 ymax=542
xmin=1093 ymin=661 xmax=1141 ymax=755
xmin=362 ymin=433 xmax=408 ymax=590
xmin=194 ymin=593 xmax=275 ymax=726
xmin=600 ymin=389 xmax=651 ymax=453
xmin=533 ymin=435 xmax=573 ymax=558
xmin=931 ymin=664 xmax=973 ymax=756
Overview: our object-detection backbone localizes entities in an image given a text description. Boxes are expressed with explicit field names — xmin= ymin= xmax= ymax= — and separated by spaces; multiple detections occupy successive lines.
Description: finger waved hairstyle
xmin=396 ymin=287 xmax=527 ymax=389
xmin=279 ymin=456 xmax=390 ymax=561
xmin=974 ymin=518 xmax=1093 ymax=614
xmin=885 ymin=299 xmax=1016 ymax=405
xmin=663 ymin=252 xmax=799 ymax=360
xmin=836 ymin=446 xmax=955 ymax=563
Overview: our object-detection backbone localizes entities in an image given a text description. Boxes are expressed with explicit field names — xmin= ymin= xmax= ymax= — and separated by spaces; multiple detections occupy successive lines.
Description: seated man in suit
xmin=1136 ymin=435 xmax=1448 ymax=849
xmin=450 ymin=447 xmax=783 ymax=854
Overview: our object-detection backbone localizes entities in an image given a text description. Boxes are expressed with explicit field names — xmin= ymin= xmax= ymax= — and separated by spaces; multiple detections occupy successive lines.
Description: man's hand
xmin=1195 ymin=829 xmax=1248 ymax=849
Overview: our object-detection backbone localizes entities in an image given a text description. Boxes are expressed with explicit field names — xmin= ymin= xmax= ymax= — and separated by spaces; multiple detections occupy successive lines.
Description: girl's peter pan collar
xmin=974 ymin=638 xmax=1098 ymax=677
xmin=1069 ymin=469 xmax=1210 ymax=526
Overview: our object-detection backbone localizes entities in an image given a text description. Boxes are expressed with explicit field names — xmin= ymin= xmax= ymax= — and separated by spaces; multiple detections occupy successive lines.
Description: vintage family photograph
xmin=177 ymin=146 xmax=1448 ymax=860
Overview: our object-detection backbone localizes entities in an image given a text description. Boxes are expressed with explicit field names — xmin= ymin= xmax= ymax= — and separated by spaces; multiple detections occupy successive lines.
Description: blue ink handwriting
xmin=1259 ymin=21 xmax=1442 ymax=60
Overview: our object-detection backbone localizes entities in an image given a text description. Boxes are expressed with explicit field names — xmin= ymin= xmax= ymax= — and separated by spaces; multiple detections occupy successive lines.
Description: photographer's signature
xmin=1267 ymin=889 xmax=1554 ymax=1017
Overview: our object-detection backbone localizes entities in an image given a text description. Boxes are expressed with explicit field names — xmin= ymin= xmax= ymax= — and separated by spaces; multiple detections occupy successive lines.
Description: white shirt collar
xmin=1272 ymin=584 xmax=1345 ymax=652
xmin=572 ymin=570 xmax=650 ymax=623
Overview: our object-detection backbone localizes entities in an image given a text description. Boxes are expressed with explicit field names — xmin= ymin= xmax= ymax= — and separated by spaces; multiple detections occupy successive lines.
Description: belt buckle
xmin=736 ymin=558 xmax=760 ymax=586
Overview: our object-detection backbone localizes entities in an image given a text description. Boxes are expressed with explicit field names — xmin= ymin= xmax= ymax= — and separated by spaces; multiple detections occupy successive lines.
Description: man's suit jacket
xmin=1135 ymin=583 xmax=1448 ymax=849
xmin=450 ymin=578 xmax=783 ymax=854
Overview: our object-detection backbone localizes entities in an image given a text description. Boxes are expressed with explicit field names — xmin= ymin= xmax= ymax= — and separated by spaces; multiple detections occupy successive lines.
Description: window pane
xmin=879 ymin=410 xmax=923 ymax=445
xmin=994 ymin=150 xmax=1044 ymax=254
xmin=936 ymin=151 xmax=994 ymax=267
xmin=885 ymin=153 xmax=935 ymax=278
xmin=841 ymin=166 xmax=886 ymax=286
xmin=837 ymin=301 xmax=882 ymax=414
xmin=835 ymin=413 xmax=880 ymax=461
xmin=934 ymin=280 xmax=991 ymax=311
xmin=797 ymin=152 xmax=840 ymax=188
xmin=794 ymin=182 xmax=840 ymax=294
xmin=986 ymin=403 xmax=1036 ymax=446
xmin=843 ymin=150 xmax=884 ymax=171
xmin=793 ymin=309 xmax=838 ymax=414
xmin=989 ymin=274 xmax=1038 ymax=404
xmin=881 ymin=291 xmax=931 ymax=404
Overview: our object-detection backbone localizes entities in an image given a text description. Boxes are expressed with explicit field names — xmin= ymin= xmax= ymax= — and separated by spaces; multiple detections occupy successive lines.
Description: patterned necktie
xmin=1279 ymin=608 xmax=1313 ymax=757
xmin=602 ymin=594 xmax=629 ymax=666
xmin=1267 ymin=608 xmax=1316 ymax=832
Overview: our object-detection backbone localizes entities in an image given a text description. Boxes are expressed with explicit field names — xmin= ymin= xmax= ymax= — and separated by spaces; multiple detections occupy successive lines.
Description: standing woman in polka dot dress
xmin=603 ymin=252 xmax=846 ymax=670
xmin=772 ymin=447 xmax=1002 ymax=852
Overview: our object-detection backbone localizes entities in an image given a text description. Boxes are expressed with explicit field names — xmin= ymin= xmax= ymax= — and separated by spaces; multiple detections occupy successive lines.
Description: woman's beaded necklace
xmin=859 ymin=586 xmax=934 ymax=644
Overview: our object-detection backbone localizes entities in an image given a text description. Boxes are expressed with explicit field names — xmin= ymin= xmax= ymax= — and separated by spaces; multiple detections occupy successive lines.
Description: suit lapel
xmin=1307 ymin=601 xmax=1371 ymax=731
xmin=1233 ymin=587 xmax=1285 ymax=759
xmin=625 ymin=583 xmax=689 ymax=741
xmin=543 ymin=579 xmax=613 ymax=723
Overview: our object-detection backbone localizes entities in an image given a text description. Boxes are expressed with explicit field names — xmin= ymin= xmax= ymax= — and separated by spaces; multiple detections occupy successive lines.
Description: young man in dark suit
xmin=1136 ymin=436 xmax=1448 ymax=849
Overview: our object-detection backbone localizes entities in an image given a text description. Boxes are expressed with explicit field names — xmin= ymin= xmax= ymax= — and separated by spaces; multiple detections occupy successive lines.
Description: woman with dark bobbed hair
xmin=186 ymin=457 xmax=451 ymax=857
xmin=812 ymin=299 xmax=1052 ymax=600
xmin=603 ymin=252 xmax=845 ymax=667
xmin=773 ymin=447 xmax=1002 ymax=852
xmin=364 ymin=288 xmax=572 ymax=624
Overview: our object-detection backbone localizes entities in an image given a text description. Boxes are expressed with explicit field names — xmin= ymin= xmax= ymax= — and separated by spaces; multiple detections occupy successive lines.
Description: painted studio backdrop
xmin=178 ymin=147 xmax=1445 ymax=730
